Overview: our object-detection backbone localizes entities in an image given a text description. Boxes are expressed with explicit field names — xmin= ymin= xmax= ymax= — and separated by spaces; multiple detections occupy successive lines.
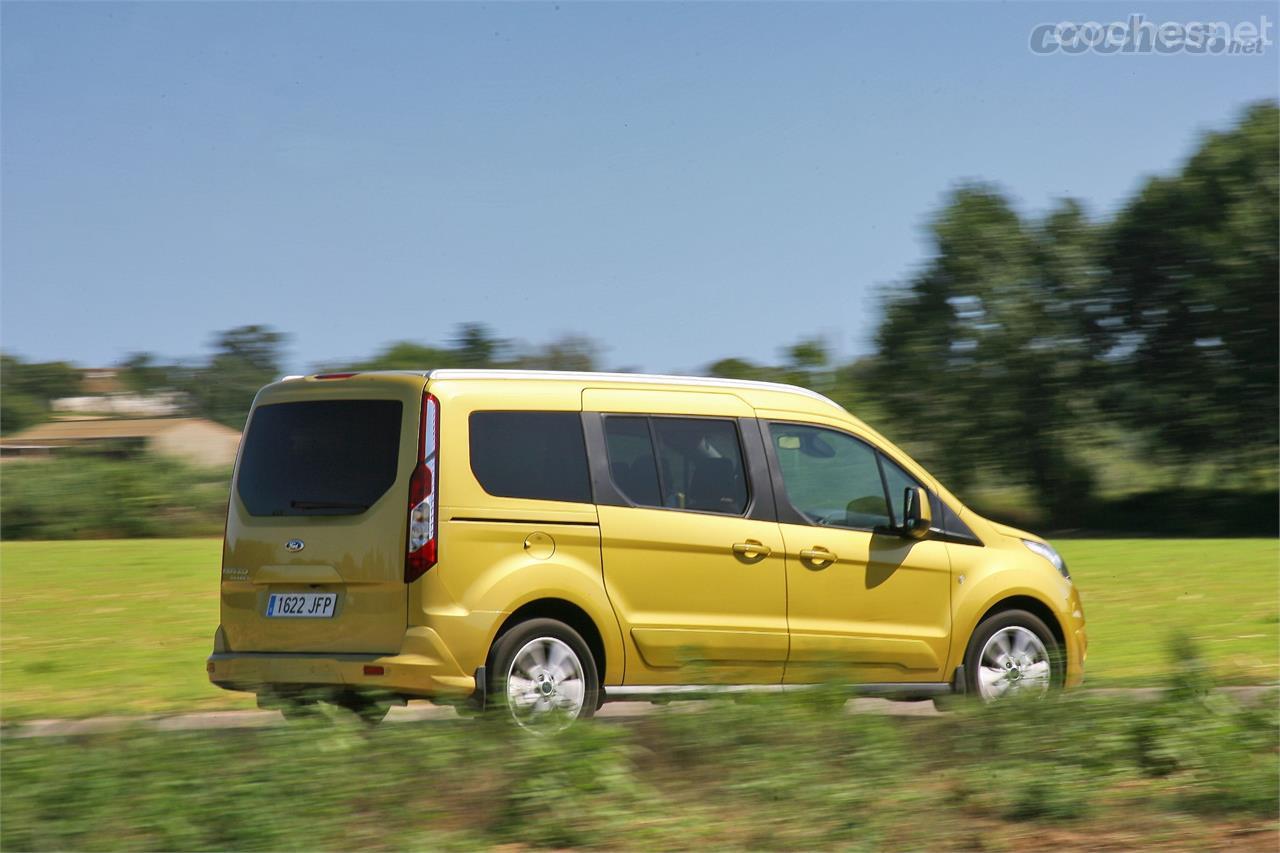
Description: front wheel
xmin=963 ymin=609 xmax=1062 ymax=702
xmin=489 ymin=618 xmax=599 ymax=733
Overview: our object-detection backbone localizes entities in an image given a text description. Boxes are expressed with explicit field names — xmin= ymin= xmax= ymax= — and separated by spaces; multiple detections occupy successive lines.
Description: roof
xmin=1 ymin=417 xmax=239 ymax=444
xmin=283 ymin=369 xmax=845 ymax=413
xmin=433 ymin=369 xmax=838 ymax=405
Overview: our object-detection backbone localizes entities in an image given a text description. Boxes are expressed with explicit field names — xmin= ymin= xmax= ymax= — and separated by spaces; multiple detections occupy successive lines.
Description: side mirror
xmin=902 ymin=487 xmax=932 ymax=539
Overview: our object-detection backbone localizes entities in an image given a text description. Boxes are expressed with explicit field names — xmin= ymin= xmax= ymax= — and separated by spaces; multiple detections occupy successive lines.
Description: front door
xmin=762 ymin=419 xmax=952 ymax=684
xmin=590 ymin=400 xmax=787 ymax=686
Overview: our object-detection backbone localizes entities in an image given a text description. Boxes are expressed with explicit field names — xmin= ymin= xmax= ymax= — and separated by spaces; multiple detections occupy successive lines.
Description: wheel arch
xmin=972 ymin=594 xmax=1066 ymax=653
xmin=488 ymin=598 xmax=609 ymax=686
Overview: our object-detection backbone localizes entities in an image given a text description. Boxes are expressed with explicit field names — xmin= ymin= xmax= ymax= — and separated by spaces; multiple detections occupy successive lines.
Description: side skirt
xmin=602 ymin=682 xmax=953 ymax=704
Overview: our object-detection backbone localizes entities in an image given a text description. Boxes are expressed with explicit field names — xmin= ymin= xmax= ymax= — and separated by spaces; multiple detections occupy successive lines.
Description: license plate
xmin=266 ymin=593 xmax=337 ymax=618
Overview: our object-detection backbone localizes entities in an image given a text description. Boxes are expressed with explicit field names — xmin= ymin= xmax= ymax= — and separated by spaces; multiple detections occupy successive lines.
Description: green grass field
xmin=1 ymin=538 xmax=1276 ymax=720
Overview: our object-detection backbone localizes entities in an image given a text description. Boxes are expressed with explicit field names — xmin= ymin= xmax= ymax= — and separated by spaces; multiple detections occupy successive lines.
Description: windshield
xmin=236 ymin=399 xmax=404 ymax=516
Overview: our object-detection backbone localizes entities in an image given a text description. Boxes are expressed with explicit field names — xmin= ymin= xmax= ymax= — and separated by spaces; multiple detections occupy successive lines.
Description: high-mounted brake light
xmin=405 ymin=393 xmax=440 ymax=583
xmin=314 ymin=372 xmax=358 ymax=380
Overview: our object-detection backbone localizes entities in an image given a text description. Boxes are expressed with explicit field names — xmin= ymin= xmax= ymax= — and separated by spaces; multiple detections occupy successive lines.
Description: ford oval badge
xmin=285 ymin=539 xmax=305 ymax=553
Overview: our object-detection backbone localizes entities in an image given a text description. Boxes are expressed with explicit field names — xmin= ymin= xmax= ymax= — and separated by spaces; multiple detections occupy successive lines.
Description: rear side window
xmin=237 ymin=399 xmax=404 ymax=516
xmin=469 ymin=411 xmax=592 ymax=503
xmin=603 ymin=417 xmax=662 ymax=507
xmin=603 ymin=415 xmax=749 ymax=515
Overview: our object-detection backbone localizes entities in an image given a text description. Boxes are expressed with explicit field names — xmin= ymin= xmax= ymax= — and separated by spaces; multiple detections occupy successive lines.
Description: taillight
xmin=405 ymin=392 xmax=440 ymax=583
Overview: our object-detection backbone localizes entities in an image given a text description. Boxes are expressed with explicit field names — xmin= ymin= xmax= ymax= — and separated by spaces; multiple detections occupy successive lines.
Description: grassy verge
xmin=0 ymin=538 xmax=1276 ymax=720
xmin=1059 ymin=539 xmax=1278 ymax=687
xmin=0 ymin=540 xmax=241 ymax=719
xmin=2 ymin=685 xmax=1276 ymax=851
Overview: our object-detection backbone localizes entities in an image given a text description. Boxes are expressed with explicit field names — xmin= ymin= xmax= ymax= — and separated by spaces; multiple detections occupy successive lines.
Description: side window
xmin=603 ymin=416 xmax=662 ymax=507
xmin=469 ymin=411 xmax=592 ymax=503
xmin=880 ymin=454 xmax=923 ymax=528
xmin=603 ymin=415 xmax=749 ymax=515
xmin=651 ymin=418 xmax=749 ymax=515
xmin=769 ymin=423 xmax=889 ymax=530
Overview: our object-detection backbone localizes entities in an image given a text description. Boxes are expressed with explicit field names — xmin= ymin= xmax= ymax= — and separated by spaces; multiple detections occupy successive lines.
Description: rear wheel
xmin=278 ymin=697 xmax=327 ymax=723
xmin=963 ymin=609 xmax=1061 ymax=701
xmin=489 ymin=618 xmax=599 ymax=733
xmin=335 ymin=693 xmax=393 ymax=725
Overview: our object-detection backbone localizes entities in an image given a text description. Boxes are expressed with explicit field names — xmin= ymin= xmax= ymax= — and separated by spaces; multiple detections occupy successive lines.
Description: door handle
xmin=732 ymin=541 xmax=772 ymax=558
xmin=799 ymin=547 xmax=837 ymax=566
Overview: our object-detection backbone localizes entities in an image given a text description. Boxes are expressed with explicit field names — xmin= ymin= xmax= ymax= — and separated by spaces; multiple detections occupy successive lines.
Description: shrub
xmin=1 ymin=454 xmax=229 ymax=539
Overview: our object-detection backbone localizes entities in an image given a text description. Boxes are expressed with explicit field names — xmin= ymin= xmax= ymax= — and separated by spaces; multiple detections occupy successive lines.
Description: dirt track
xmin=4 ymin=687 xmax=1274 ymax=739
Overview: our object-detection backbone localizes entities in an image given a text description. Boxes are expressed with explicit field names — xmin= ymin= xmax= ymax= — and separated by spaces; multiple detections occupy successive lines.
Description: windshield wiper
xmin=289 ymin=499 xmax=370 ymax=511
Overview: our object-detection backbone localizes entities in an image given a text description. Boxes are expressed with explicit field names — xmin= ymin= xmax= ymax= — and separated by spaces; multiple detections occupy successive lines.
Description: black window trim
xmin=873 ymin=451 xmax=896 ymax=527
xmin=587 ymin=412 xmax=769 ymax=521
xmin=467 ymin=409 xmax=595 ymax=506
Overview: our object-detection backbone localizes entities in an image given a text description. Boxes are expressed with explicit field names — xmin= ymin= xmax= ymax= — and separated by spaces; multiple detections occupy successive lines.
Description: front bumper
xmin=1063 ymin=589 xmax=1088 ymax=688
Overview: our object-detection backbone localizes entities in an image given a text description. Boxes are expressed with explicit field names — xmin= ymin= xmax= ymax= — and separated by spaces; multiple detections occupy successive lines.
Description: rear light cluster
xmin=405 ymin=393 xmax=440 ymax=583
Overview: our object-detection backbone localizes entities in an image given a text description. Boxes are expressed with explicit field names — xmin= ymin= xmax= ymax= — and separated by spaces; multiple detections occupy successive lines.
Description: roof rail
xmin=425 ymin=369 xmax=844 ymax=411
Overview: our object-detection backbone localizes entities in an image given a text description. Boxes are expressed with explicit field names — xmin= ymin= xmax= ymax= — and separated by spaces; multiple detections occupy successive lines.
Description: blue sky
xmin=3 ymin=1 xmax=1276 ymax=374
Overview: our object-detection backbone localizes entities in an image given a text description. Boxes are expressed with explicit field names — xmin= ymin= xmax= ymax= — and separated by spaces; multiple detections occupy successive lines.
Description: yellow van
xmin=208 ymin=370 xmax=1085 ymax=728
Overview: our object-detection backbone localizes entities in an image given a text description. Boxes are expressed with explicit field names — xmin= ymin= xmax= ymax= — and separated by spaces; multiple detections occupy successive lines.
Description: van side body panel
xmin=412 ymin=378 xmax=627 ymax=687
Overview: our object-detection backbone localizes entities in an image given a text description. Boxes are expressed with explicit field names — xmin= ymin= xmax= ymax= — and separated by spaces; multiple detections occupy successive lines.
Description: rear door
xmin=220 ymin=374 xmax=426 ymax=654
xmin=585 ymin=390 xmax=787 ymax=685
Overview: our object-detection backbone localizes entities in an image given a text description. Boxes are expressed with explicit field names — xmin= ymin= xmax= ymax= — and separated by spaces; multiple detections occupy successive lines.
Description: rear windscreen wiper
xmin=289 ymin=499 xmax=370 ymax=511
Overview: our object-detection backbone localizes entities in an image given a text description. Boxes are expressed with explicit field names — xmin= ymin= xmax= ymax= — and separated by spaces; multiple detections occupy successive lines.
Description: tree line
xmin=2 ymin=102 xmax=1275 ymax=529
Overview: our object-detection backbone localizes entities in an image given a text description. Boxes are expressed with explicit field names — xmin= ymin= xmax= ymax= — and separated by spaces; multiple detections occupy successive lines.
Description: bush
xmin=2 ymin=681 xmax=1276 ymax=851
xmin=0 ymin=454 xmax=229 ymax=539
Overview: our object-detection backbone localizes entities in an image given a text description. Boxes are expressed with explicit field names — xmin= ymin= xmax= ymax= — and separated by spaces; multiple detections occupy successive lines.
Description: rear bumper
xmin=207 ymin=626 xmax=476 ymax=701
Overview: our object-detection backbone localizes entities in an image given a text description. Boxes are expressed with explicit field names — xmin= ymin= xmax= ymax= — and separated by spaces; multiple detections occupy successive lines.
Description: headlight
xmin=1023 ymin=539 xmax=1069 ymax=579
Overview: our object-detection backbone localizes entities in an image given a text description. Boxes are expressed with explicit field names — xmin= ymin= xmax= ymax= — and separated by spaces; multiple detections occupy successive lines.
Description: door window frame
xmin=581 ymin=412 xmax=777 ymax=521
xmin=758 ymin=418 xmax=985 ymax=544
xmin=759 ymin=419 xmax=902 ymax=533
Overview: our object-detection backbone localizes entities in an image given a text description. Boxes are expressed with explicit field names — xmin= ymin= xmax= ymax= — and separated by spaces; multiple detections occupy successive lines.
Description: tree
xmin=452 ymin=324 xmax=507 ymax=367
xmin=354 ymin=341 xmax=459 ymax=371
xmin=1101 ymin=101 xmax=1278 ymax=470
xmin=708 ymin=339 xmax=833 ymax=388
xmin=0 ymin=354 xmax=84 ymax=433
xmin=707 ymin=357 xmax=778 ymax=382
xmin=118 ymin=353 xmax=176 ymax=394
xmin=0 ymin=385 xmax=45 ymax=434
xmin=184 ymin=326 xmax=286 ymax=429
xmin=873 ymin=187 xmax=1100 ymax=517
xmin=512 ymin=335 xmax=601 ymax=371
xmin=350 ymin=326 xmax=604 ymax=374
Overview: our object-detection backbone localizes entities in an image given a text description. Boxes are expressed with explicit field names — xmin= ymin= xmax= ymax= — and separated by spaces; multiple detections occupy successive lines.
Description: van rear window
xmin=469 ymin=411 xmax=592 ymax=503
xmin=237 ymin=400 xmax=404 ymax=516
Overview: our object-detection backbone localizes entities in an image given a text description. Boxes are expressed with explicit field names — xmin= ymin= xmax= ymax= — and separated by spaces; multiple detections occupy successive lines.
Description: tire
xmin=962 ymin=609 xmax=1063 ymax=702
xmin=488 ymin=618 xmax=599 ymax=732
xmin=336 ymin=693 xmax=393 ymax=726
xmin=278 ymin=698 xmax=328 ymax=723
